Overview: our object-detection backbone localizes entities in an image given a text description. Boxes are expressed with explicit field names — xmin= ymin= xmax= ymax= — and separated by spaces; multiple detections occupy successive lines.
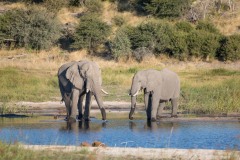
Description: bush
xmin=85 ymin=0 xmax=103 ymax=13
xmin=109 ymin=29 xmax=131 ymax=61
xmin=71 ymin=14 xmax=111 ymax=53
xmin=217 ymin=35 xmax=240 ymax=61
xmin=187 ymin=30 xmax=220 ymax=60
xmin=175 ymin=21 xmax=194 ymax=33
xmin=144 ymin=0 xmax=191 ymax=18
xmin=132 ymin=47 xmax=154 ymax=62
xmin=196 ymin=21 xmax=219 ymax=34
xmin=126 ymin=21 xmax=158 ymax=50
xmin=43 ymin=0 xmax=68 ymax=13
xmin=112 ymin=15 xmax=125 ymax=26
xmin=0 ymin=8 xmax=62 ymax=50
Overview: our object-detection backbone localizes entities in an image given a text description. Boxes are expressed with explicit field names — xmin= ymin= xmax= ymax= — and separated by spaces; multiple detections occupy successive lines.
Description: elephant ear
xmin=81 ymin=62 xmax=94 ymax=91
xmin=146 ymin=73 xmax=160 ymax=93
xmin=66 ymin=63 xmax=84 ymax=89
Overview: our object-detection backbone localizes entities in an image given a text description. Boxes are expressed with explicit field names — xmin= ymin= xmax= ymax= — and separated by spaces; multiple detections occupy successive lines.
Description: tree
xmin=144 ymin=0 xmax=191 ymax=18
xmin=109 ymin=29 xmax=131 ymax=61
xmin=0 ymin=7 xmax=62 ymax=50
xmin=72 ymin=14 xmax=111 ymax=54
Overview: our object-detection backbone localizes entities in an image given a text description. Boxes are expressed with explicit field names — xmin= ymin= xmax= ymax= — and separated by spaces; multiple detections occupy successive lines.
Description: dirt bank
xmin=22 ymin=145 xmax=240 ymax=160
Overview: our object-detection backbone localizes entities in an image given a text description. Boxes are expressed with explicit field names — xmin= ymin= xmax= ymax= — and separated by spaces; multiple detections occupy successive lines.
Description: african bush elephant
xmin=129 ymin=68 xmax=180 ymax=121
xmin=58 ymin=60 xmax=107 ymax=122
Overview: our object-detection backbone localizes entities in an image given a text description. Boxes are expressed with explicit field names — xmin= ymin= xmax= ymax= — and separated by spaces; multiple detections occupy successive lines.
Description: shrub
xmin=43 ymin=0 xmax=68 ymax=13
xmin=132 ymin=47 xmax=154 ymax=62
xmin=112 ymin=15 xmax=125 ymax=26
xmin=154 ymin=22 xmax=175 ymax=54
xmin=217 ymin=35 xmax=240 ymax=61
xmin=175 ymin=21 xmax=194 ymax=33
xmin=144 ymin=0 xmax=191 ymax=18
xmin=71 ymin=14 xmax=111 ymax=54
xmin=85 ymin=0 xmax=103 ymax=13
xmin=126 ymin=22 xmax=158 ymax=50
xmin=187 ymin=30 xmax=220 ymax=60
xmin=109 ymin=29 xmax=131 ymax=61
xmin=196 ymin=21 xmax=219 ymax=34
xmin=0 ymin=8 xmax=62 ymax=50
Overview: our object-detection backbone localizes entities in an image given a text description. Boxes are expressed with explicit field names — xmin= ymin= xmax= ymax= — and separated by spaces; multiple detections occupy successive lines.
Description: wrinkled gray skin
xmin=58 ymin=60 xmax=107 ymax=122
xmin=129 ymin=68 xmax=180 ymax=121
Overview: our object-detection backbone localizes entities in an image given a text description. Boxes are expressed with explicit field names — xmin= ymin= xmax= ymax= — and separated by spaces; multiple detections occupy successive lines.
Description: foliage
xmin=0 ymin=8 xmax=61 ymax=50
xmin=144 ymin=0 xmax=192 ymax=18
xmin=125 ymin=21 xmax=158 ymax=50
xmin=85 ymin=0 xmax=103 ymax=13
xmin=132 ymin=47 xmax=154 ymax=62
xmin=175 ymin=21 xmax=194 ymax=33
xmin=71 ymin=14 xmax=111 ymax=54
xmin=186 ymin=30 xmax=220 ymax=60
xmin=43 ymin=0 xmax=68 ymax=13
xmin=109 ymin=29 xmax=131 ymax=61
xmin=196 ymin=21 xmax=220 ymax=34
xmin=112 ymin=15 xmax=126 ymax=26
xmin=217 ymin=35 xmax=240 ymax=61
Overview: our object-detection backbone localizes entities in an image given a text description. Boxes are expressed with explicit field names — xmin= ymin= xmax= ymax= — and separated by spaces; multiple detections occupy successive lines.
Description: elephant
xmin=129 ymin=68 xmax=180 ymax=121
xmin=58 ymin=60 xmax=108 ymax=122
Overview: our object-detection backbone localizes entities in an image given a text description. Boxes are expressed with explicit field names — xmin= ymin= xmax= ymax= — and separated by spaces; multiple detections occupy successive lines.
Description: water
xmin=0 ymin=117 xmax=239 ymax=150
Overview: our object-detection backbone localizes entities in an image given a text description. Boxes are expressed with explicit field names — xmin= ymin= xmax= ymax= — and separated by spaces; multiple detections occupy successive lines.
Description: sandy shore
xmin=22 ymin=145 xmax=240 ymax=160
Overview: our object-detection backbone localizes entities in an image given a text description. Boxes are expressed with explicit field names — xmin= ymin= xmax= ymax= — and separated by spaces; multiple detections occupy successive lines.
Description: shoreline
xmin=22 ymin=145 xmax=240 ymax=160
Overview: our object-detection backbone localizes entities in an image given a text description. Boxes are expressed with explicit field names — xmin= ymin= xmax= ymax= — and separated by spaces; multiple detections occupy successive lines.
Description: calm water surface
xmin=0 ymin=117 xmax=239 ymax=150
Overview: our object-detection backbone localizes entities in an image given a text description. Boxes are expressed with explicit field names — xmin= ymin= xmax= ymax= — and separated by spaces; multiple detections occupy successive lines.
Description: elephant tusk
xmin=101 ymin=89 xmax=109 ymax=95
xmin=132 ymin=90 xmax=139 ymax=97
xmin=86 ymin=89 xmax=90 ymax=93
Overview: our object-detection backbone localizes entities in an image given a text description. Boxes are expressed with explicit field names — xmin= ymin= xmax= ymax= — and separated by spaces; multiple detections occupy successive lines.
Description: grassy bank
xmin=0 ymin=64 xmax=240 ymax=114
xmin=0 ymin=141 xmax=97 ymax=160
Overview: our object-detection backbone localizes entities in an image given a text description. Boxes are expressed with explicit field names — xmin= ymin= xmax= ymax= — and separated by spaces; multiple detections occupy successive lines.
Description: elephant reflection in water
xmin=60 ymin=121 xmax=106 ymax=133
xmin=129 ymin=121 xmax=178 ymax=132
xmin=58 ymin=60 xmax=108 ymax=122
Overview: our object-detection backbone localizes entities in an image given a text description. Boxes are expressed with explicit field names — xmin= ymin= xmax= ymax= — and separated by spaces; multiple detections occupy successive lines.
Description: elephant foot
xmin=101 ymin=108 xmax=106 ymax=120
xmin=68 ymin=117 xmax=76 ymax=123
xmin=151 ymin=117 xmax=157 ymax=122
xmin=77 ymin=114 xmax=83 ymax=121
xmin=64 ymin=116 xmax=69 ymax=121
xmin=171 ymin=115 xmax=178 ymax=118
xmin=84 ymin=117 xmax=91 ymax=121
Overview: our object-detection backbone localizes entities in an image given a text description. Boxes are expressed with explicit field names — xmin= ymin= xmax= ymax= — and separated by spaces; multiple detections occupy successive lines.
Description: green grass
xmin=0 ymin=141 xmax=96 ymax=160
xmin=0 ymin=66 xmax=240 ymax=115
xmin=0 ymin=67 xmax=59 ymax=102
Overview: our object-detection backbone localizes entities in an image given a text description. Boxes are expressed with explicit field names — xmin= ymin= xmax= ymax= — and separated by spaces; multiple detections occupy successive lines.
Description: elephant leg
xmin=171 ymin=98 xmax=178 ymax=118
xmin=144 ymin=92 xmax=151 ymax=120
xmin=70 ymin=87 xmax=80 ymax=121
xmin=157 ymin=100 xmax=165 ymax=118
xmin=77 ymin=93 xmax=85 ymax=120
xmin=63 ymin=93 xmax=71 ymax=120
xmin=84 ymin=91 xmax=92 ymax=121
xmin=151 ymin=94 xmax=160 ymax=122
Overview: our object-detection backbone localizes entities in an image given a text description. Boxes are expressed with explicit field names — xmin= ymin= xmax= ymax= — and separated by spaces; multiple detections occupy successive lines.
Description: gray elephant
xmin=129 ymin=68 xmax=180 ymax=121
xmin=58 ymin=60 xmax=108 ymax=122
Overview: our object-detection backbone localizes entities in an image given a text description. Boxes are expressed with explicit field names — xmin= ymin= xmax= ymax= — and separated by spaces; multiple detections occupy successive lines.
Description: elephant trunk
xmin=93 ymin=85 xmax=107 ymax=120
xmin=129 ymin=96 xmax=137 ymax=120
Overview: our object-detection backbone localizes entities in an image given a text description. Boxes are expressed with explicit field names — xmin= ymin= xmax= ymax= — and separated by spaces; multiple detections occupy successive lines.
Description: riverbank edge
xmin=22 ymin=145 xmax=240 ymax=160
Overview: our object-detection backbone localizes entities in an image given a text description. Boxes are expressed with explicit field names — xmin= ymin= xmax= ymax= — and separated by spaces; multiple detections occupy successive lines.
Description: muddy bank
xmin=22 ymin=145 xmax=240 ymax=160
xmin=0 ymin=101 xmax=235 ymax=121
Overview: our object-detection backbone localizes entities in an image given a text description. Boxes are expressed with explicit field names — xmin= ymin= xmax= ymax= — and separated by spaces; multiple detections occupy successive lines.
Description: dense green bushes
xmin=71 ymin=14 xmax=110 ymax=53
xmin=0 ymin=7 xmax=61 ymax=50
xmin=0 ymin=1 xmax=239 ymax=62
